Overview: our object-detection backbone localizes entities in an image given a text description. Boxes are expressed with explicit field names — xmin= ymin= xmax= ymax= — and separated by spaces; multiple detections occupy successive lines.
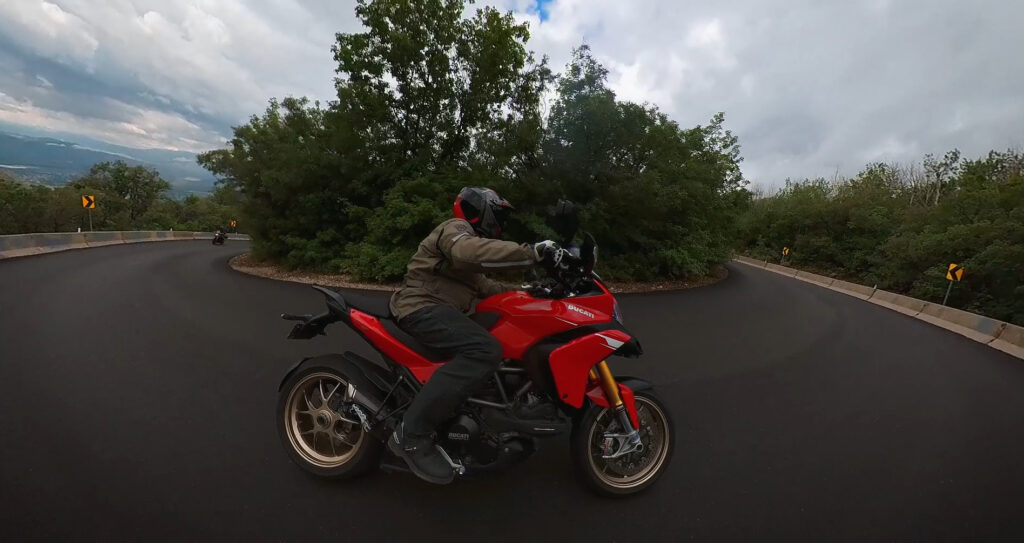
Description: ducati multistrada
xmin=276 ymin=236 xmax=674 ymax=496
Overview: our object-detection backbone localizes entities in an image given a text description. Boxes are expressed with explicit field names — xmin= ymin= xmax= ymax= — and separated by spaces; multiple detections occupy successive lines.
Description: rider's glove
xmin=525 ymin=284 xmax=552 ymax=298
xmin=532 ymin=240 xmax=562 ymax=269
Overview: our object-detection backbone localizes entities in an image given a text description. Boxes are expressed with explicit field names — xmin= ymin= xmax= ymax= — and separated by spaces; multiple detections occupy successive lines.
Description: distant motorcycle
xmin=212 ymin=231 xmax=227 ymax=245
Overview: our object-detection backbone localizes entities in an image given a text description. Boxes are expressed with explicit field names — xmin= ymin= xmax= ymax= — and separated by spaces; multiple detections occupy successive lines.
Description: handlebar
xmin=528 ymin=249 xmax=598 ymax=299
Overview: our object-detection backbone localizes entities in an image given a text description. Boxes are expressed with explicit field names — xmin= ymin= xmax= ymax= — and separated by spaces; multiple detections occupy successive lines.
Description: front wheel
xmin=276 ymin=366 xmax=381 ymax=479
xmin=570 ymin=389 xmax=674 ymax=497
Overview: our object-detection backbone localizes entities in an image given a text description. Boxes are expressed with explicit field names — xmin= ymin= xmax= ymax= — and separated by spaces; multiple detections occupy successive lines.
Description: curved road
xmin=1 ymin=241 xmax=1022 ymax=541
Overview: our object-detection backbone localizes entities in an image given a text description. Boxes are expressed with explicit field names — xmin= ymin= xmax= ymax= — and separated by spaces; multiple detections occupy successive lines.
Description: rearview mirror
xmin=548 ymin=199 xmax=579 ymax=246
xmin=581 ymin=232 xmax=597 ymax=273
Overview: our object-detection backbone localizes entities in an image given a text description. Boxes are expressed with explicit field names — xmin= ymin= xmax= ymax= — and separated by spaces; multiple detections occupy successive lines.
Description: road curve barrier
xmin=189 ymin=232 xmax=250 ymax=240
xmin=733 ymin=257 xmax=1024 ymax=360
xmin=83 ymin=231 xmax=124 ymax=248
xmin=0 ymin=231 xmax=250 ymax=261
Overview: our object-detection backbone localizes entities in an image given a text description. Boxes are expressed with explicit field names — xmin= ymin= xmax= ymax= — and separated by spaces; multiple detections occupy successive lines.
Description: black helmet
xmin=453 ymin=187 xmax=513 ymax=239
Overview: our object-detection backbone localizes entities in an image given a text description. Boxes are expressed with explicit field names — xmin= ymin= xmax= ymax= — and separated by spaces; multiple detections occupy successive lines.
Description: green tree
xmin=737 ymin=149 xmax=1024 ymax=325
xmin=67 ymin=161 xmax=170 ymax=227
xmin=537 ymin=46 xmax=747 ymax=279
xmin=200 ymin=0 xmax=551 ymax=275
xmin=199 ymin=0 xmax=747 ymax=282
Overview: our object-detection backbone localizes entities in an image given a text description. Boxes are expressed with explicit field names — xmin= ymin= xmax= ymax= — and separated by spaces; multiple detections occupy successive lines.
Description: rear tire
xmin=276 ymin=365 xmax=381 ymax=479
xmin=570 ymin=389 xmax=674 ymax=497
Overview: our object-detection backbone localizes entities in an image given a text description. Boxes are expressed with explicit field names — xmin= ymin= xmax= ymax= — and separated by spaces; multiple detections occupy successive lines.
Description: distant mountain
xmin=0 ymin=128 xmax=218 ymax=197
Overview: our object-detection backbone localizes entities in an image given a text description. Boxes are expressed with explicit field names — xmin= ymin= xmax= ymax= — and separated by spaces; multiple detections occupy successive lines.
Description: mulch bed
xmin=230 ymin=253 xmax=727 ymax=294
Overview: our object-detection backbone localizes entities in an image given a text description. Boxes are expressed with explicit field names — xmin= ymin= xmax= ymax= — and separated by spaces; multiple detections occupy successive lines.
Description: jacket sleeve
xmin=437 ymin=220 xmax=537 ymax=273
xmin=475 ymin=275 xmax=520 ymax=299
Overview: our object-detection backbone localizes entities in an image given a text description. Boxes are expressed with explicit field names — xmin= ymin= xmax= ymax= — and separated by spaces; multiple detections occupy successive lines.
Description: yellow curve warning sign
xmin=947 ymin=263 xmax=964 ymax=281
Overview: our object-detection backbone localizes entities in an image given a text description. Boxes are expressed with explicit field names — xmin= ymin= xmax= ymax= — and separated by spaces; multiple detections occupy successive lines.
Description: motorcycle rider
xmin=388 ymin=187 xmax=562 ymax=484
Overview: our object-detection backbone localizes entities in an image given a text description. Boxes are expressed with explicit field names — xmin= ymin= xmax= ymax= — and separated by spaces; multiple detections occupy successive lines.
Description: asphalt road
xmin=2 ymin=241 xmax=1022 ymax=542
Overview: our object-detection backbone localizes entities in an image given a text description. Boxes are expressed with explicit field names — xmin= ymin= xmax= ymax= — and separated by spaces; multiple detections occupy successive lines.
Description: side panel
xmin=349 ymin=310 xmax=442 ymax=383
xmin=548 ymin=329 xmax=633 ymax=409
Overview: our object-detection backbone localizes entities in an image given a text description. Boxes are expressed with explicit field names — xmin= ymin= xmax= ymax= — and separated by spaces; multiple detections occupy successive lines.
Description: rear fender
xmin=277 ymin=352 xmax=390 ymax=413
xmin=548 ymin=329 xmax=633 ymax=409
xmin=584 ymin=377 xmax=651 ymax=428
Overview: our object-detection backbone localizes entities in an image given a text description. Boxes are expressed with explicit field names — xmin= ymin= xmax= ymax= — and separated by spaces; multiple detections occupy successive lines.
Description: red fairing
xmin=349 ymin=310 xmax=443 ymax=383
xmin=585 ymin=382 xmax=640 ymax=428
xmin=475 ymin=284 xmax=616 ymax=360
xmin=349 ymin=281 xmax=625 ymax=390
xmin=548 ymin=329 xmax=633 ymax=409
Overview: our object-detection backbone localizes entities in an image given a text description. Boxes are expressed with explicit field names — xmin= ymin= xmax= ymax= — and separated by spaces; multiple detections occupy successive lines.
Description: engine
xmin=439 ymin=409 xmax=536 ymax=473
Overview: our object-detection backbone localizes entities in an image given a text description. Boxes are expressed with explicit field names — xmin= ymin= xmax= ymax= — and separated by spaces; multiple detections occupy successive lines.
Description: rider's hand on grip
xmin=525 ymin=284 xmax=552 ymax=298
xmin=532 ymin=240 xmax=562 ymax=270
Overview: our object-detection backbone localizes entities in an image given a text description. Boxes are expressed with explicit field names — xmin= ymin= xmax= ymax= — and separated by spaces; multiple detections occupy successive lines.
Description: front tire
xmin=570 ymin=389 xmax=674 ymax=497
xmin=276 ymin=366 xmax=381 ymax=479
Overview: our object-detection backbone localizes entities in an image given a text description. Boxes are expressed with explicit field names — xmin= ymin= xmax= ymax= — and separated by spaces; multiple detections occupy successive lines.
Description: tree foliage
xmin=737 ymin=150 xmax=1024 ymax=325
xmin=199 ymin=0 xmax=748 ymax=281
xmin=0 ymin=162 xmax=243 ymax=234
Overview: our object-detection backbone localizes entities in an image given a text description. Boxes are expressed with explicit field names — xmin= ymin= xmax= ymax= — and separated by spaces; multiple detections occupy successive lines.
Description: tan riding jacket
xmin=389 ymin=218 xmax=537 ymax=320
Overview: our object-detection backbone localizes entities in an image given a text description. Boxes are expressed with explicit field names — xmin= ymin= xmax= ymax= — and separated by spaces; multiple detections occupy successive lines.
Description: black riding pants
xmin=399 ymin=304 xmax=502 ymax=437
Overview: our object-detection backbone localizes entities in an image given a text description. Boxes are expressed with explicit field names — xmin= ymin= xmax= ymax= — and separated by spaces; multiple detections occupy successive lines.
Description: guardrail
xmin=0 ymin=231 xmax=250 ymax=261
xmin=733 ymin=255 xmax=1024 ymax=361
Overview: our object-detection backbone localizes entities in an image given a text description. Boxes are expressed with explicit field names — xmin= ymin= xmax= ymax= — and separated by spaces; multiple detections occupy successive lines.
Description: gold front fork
xmin=592 ymin=361 xmax=623 ymax=407
xmin=592 ymin=361 xmax=641 ymax=449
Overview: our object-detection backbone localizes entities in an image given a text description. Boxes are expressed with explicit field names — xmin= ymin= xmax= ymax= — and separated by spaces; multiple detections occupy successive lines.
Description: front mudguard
xmin=583 ymin=377 xmax=652 ymax=429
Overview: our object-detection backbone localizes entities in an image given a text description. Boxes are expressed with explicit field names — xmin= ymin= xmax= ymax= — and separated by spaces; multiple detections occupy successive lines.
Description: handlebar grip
xmin=281 ymin=313 xmax=312 ymax=321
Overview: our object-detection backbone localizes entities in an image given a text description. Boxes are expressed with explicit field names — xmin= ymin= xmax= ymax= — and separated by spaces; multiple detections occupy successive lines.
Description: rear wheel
xmin=570 ymin=390 xmax=674 ymax=496
xmin=276 ymin=366 xmax=381 ymax=479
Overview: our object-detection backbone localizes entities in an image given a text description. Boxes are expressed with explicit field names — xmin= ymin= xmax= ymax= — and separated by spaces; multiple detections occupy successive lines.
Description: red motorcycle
xmin=276 ymin=235 xmax=674 ymax=496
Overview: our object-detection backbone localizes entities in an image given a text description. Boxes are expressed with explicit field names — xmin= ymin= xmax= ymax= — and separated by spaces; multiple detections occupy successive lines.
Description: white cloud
xmin=0 ymin=0 xmax=359 ymax=149
xmin=0 ymin=91 xmax=221 ymax=151
xmin=493 ymin=0 xmax=1024 ymax=185
xmin=0 ymin=0 xmax=1021 ymax=187
xmin=0 ymin=1 xmax=99 ymax=67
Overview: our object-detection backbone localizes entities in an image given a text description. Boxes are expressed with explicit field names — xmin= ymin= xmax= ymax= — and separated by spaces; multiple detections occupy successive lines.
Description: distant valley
xmin=0 ymin=128 xmax=218 ymax=197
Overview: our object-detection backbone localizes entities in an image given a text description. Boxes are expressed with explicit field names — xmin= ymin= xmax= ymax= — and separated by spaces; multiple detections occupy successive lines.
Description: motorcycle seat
xmin=338 ymin=291 xmax=448 ymax=362
xmin=382 ymin=319 xmax=448 ymax=362
xmin=341 ymin=291 xmax=394 ymax=319
xmin=338 ymin=290 xmax=496 ymax=364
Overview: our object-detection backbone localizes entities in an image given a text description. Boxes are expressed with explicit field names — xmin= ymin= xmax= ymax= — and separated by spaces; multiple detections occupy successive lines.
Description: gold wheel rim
xmin=587 ymin=396 xmax=671 ymax=489
xmin=284 ymin=372 xmax=364 ymax=468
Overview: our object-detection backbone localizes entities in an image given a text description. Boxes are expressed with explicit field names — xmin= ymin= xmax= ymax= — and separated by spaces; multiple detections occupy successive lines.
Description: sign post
xmin=943 ymin=263 xmax=964 ymax=306
xmin=781 ymin=246 xmax=790 ymax=264
xmin=81 ymin=195 xmax=96 ymax=232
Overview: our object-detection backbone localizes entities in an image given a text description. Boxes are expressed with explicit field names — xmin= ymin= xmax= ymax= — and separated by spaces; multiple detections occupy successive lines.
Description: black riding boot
xmin=388 ymin=423 xmax=455 ymax=485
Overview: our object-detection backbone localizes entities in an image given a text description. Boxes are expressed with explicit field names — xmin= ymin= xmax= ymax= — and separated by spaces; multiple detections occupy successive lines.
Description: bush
xmin=737 ymin=150 xmax=1024 ymax=325
xmin=198 ymin=2 xmax=748 ymax=282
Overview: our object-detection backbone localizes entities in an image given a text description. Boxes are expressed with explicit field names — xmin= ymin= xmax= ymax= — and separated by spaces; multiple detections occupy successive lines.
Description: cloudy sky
xmin=1 ymin=0 xmax=1021 ymax=187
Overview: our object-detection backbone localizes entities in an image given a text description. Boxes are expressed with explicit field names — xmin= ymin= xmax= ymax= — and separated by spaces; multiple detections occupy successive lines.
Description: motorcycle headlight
xmin=612 ymin=300 xmax=624 ymax=324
